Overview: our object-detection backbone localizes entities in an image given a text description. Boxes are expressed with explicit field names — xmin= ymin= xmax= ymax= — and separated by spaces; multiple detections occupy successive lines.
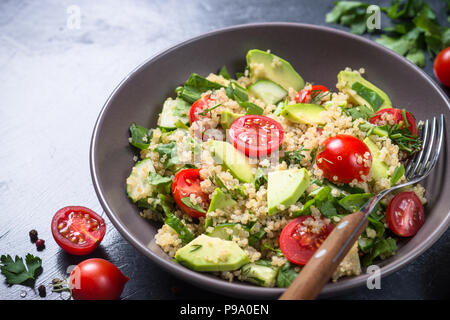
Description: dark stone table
xmin=0 ymin=0 xmax=448 ymax=300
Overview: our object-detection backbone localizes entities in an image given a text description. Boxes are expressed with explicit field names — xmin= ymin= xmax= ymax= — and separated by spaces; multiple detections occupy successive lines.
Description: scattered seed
xmin=29 ymin=230 xmax=38 ymax=243
xmin=38 ymin=285 xmax=46 ymax=297
xmin=36 ymin=239 xmax=45 ymax=251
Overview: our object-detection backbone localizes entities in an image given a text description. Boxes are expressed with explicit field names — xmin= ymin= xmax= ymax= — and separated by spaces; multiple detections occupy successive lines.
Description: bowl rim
xmin=90 ymin=22 xmax=450 ymax=298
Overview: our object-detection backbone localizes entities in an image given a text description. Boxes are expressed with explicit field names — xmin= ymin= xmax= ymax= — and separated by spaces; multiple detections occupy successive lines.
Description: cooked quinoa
xmin=126 ymin=49 xmax=426 ymax=288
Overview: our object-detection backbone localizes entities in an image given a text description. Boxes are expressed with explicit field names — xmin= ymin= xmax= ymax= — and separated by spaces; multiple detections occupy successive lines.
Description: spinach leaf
xmin=177 ymin=73 xmax=223 ymax=103
xmin=129 ymin=123 xmax=151 ymax=150
xmin=173 ymin=98 xmax=191 ymax=118
xmin=276 ymin=262 xmax=299 ymax=288
xmin=367 ymin=216 xmax=385 ymax=237
xmin=351 ymin=82 xmax=384 ymax=112
xmin=293 ymin=186 xmax=337 ymax=217
xmin=338 ymin=193 xmax=373 ymax=212
xmin=219 ymin=65 xmax=231 ymax=80
xmin=154 ymin=142 xmax=178 ymax=168
xmin=148 ymin=172 xmax=172 ymax=194
xmin=344 ymin=105 xmax=374 ymax=121
xmin=325 ymin=180 xmax=366 ymax=194
xmin=225 ymin=82 xmax=264 ymax=115
xmin=361 ymin=237 xmax=397 ymax=267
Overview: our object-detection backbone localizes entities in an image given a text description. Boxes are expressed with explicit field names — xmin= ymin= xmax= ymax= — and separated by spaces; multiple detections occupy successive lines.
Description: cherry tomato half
xmin=295 ymin=85 xmax=329 ymax=103
xmin=172 ymin=169 xmax=210 ymax=218
xmin=51 ymin=206 xmax=106 ymax=255
xmin=228 ymin=115 xmax=284 ymax=157
xmin=279 ymin=216 xmax=334 ymax=265
xmin=189 ymin=95 xmax=215 ymax=124
xmin=433 ymin=47 xmax=450 ymax=87
xmin=69 ymin=258 xmax=129 ymax=300
xmin=369 ymin=108 xmax=418 ymax=136
xmin=387 ymin=191 xmax=425 ymax=237
xmin=316 ymin=134 xmax=372 ymax=184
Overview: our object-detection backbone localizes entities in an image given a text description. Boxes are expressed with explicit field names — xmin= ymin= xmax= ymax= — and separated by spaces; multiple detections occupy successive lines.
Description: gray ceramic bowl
xmin=90 ymin=23 xmax=450 ymax=298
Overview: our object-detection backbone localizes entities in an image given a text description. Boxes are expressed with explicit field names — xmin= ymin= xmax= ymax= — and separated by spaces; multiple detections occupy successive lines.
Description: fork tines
xmin=405 ymin=114 xmax=444 ymax=180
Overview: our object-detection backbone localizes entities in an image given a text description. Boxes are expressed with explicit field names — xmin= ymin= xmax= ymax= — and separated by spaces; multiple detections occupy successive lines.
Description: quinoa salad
xmin=125 ymin=49 xmax=426 ymax=288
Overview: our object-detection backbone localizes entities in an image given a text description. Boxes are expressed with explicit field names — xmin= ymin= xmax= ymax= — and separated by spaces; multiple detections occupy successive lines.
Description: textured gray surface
xmin=0 ymin=0 xmax=448 ymax=300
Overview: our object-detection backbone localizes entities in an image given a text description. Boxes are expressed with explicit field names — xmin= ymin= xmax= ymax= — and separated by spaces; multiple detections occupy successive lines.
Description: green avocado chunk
xmin=268 ymin=168 xmax=310 ymax=215
xmin=246 ymin=49 xmax=305 ymax=91
xmin=205 ymin=188 xmax=238 ymax=228
xmin=363 ymin=137 xmax=389 ymax=180
xmin=337 ymin=71 xmax=392 ymax=112
xmin=241 ymin=261 xmax=278 ymax=287
xmin=175 ymin=234 xmax=250 ymax=272
xmin=220 ymin=110 xmax=243 ymax=130
xmin=208 ymin=140 xmax=255 ymax=183
xmin=281 ymin=103 xmax=327 ymax=125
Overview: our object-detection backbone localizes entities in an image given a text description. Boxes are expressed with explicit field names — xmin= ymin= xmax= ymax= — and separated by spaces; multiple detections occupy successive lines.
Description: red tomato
xmin=189 ymin=95 xmax=215 ymax=124
xmin=316 ymin=134 xmax=372 ymax=184
xmin=279 ymin=216 xmax=334 ymax=265
xmin=295 ymin=85 xmax=329 ymax=103
xmin=51 ymin=206 xmax=106 ymax=255
xmin=172 ymin=169 xmax=209 ymax=218
xmin=369 ymin=108 xmax=418 ymax=136
xmin=387 ymin=192 xmax=425 ymax=237
xmin=69 ymin=258 xmax=129 ymax=300
xmin=433 ymin=47 xmax=450 ymax=87
xmin=228 ymin=115 xmax=284 ymax=157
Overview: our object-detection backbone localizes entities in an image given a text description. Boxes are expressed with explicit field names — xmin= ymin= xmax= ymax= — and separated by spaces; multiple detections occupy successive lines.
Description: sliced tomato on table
xmin=51 ymin=206 xmax=106 ymax=255
xmin=369 ymin=108 xmax=418 ymax=136
xmin=228 ymin=115 xmax=284 ymax=157
xmin=172 ymin=168 xmax=210 ymax=218
xmin=316 ymin=134 xmax=372 ymax=184
xmin=279 ymin=216 xmax=335 ymax=265
xmin=387 ymin=191 xmax=424 ymax=237
xmin=295 ymin=85 xmax=329 ymax=103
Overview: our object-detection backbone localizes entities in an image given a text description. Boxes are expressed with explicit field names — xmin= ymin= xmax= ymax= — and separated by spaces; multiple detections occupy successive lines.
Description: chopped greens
xmin=390 ymin=164 xmax=405 ymax=186
xmin=254 ymin=168 xmax=268 ymax=191
xmin=281 ymin=147 xmax=309 ymax=166
xmin=154 ymin=141 xmax=179 ymax=168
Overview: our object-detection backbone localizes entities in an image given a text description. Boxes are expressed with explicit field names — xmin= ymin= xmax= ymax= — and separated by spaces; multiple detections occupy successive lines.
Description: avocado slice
xmin=208 ymin=140 xmax=255 ymax=183
xmin=337 ymin=71 xmax=392 ymax=112
xmin=246 ymin=49 xmax=305 ymax=91
xmin=280 ymin=103 xmax=327 ymax=125
xmin=205 ymin=188 xmax=238 ymax=228
xmin=241 ymin=261 xmax=278 ymax=287
xmin=363 ymin=137 xmax=389 ymax=180
xmin=175 ymin=234 xmax=250 ymax=272
xmin=268 ymin=168 xmax=310 ymax=215
xmin=220 ymin=110 xmax=243 ymax=130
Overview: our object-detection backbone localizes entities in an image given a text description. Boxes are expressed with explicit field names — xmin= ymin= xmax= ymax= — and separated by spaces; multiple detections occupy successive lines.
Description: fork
xmin=279 ymin=114 xmax=445 ymax=300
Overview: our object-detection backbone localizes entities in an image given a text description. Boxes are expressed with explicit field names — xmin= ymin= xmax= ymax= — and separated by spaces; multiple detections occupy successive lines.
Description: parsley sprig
xmin=0 ymin=254 xmax=43 ymax=286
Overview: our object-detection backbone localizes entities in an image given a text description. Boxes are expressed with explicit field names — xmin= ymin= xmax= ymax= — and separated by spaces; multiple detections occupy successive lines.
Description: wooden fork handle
xmin=279 ymin=211 xmax=368 ymax=300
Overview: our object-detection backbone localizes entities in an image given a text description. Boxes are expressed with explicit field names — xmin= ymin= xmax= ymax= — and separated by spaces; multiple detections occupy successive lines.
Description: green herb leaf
xmin=344 ymin=105 xmax=374 ymax=121
xmin=276 ymin=261 xmax=299 ymax=288
xmin=281 ymin=147 xmax=309 ymax=166
xmin=0 ymin=254 xmax=43 ymax=286
xmin=254 ymin=168 xmax=268 ymax=191
xmin=180 ymin=197 xmax=207 ymax=214
xmin=154 ymin=142 xmax=179 ymax=169
xmin=240 ymin=101 xmax=264 ymax=115
xmin=390 ymin=164 xmax=405 ymax=186
xmin=129 ymin=123 xmax=151 ymax=150
xmin=361 ymin=237 xmax=397 ymax=267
